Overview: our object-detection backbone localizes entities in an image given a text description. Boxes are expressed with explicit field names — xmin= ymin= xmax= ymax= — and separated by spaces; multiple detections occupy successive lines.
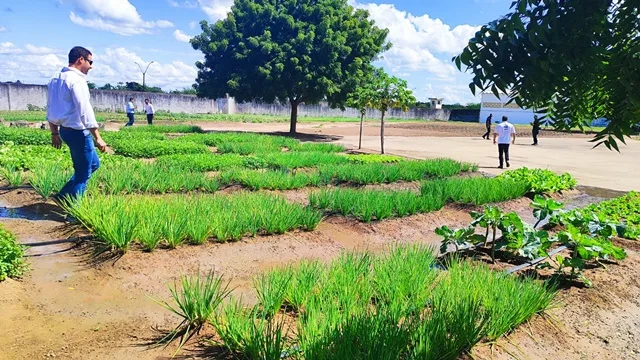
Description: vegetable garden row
xmin=1 ymin=124 xmax=638 ymax=359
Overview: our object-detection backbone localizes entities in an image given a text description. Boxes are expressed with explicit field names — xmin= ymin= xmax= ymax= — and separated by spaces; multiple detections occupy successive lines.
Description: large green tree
xmin=190 ymin=0 xmax=389 ymax=134
xmin=454 ymin=0 xmax=640 ymax=150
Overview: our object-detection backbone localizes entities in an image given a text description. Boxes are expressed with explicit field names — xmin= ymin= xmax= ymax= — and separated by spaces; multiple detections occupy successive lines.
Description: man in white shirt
xmin=493 ymin=115 xmax=516 ymax=169
xmin=47 ymin=46 xmax=107 ymax=202
xmin=144 ymin=98 xmax=155 ymax=125
xmin=125 ymin=97 xmax=136 ymax=126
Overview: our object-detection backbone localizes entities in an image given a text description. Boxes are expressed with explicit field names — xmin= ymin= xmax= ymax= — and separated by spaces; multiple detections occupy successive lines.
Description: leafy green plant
xmin=498 ymin=167 xmax=577 ymax=194
xmin=436 ymin=226 xmax=484 ymax=254
xmin=254 ymin=270 xmax=293 ymax=319
xmin=344 ymin=154 xmax=405 ymax=164
xmin=0 ymin=127 xmax=51 ymax=145
xmin=0 ymin=224 xmax=28 ymax=281
xmin=531 ymin=195 xmax=564 ymax=228
xmin=421 ymin=177 xmax=529 ymax=205
xmin=154 ymin=270 xmax=232 ymax=356
xmin=470 ymin=205 xmax=504 ymax=263
xmin=120 ymin=124 xmax=203 ymax=133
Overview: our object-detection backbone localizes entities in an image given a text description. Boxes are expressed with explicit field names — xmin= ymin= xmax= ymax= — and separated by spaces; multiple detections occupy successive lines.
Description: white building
xmin=479 ymin=93 xmax=535 ymax=124
xmin=429 ymin=98 xmax=443 ymax=109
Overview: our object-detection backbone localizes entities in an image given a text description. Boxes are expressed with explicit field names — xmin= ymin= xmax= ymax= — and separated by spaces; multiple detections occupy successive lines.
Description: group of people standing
xmin=125 ymin=97 xmax=155 ymax=126
xmin=482 ymin=113 xmax=542 ymax=169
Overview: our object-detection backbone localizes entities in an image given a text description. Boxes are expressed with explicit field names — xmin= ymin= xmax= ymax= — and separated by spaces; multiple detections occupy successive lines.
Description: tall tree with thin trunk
xmin=346 ymin=75 xmax=376 ymax=150
xmin=369 ymin=69 xmax=416 ymax=154
xmin=190 ymin=0 xmax=390 ymax=135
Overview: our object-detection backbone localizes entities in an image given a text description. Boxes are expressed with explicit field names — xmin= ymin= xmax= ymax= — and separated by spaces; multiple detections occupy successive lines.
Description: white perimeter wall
xmin=480 ymin=93 xmax=535 ymax=125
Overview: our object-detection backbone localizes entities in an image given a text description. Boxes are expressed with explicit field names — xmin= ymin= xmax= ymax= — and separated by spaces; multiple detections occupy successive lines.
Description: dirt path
xmin=2 ymin=186 xmax=639 ymax=359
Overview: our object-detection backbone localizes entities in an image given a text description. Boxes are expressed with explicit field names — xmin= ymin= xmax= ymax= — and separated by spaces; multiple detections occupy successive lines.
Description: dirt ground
xmin=2 ymin=185 xmax=639 ymax=360
xmin=120 ymin=120 xmax=638 ymax=192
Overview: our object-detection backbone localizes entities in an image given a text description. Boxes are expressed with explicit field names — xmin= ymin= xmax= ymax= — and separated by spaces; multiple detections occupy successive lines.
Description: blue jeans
xmin=57 ymin=128 xmax=100 ymax=200
xmin=125 ymin=113 xmax=135 ymax=126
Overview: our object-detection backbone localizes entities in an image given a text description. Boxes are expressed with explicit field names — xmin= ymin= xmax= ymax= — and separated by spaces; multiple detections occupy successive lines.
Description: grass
xmin=107 ymin=137 xmax=210 ymax=158
xmin=0 ymin=165 xmax=28 ymax=186
xmin=421 ymin=177 xmax=530 ymax=205
xmin=259 ymin=152 xmax=350 ymax=169
xmin=186 ymin=245 xmax=556 ymax=359
xmin=309 ymin=176 xmax=529 ymax=222
xmin=344 ymin=154 xmax=405 ymax=164
xmin=310 ymin=188 xmax=445 ymax=222
xmin=319 ymin=159 xmax=477 ymax=185
xmin=155 ymin=153 xmax=247 ymax=171
xmin=0 ymin=223 xmax=28 ymax=281
xmin=219 ymin=168 xmax=322 ymax=190
xmin=119 ymin=124 xmax=204 ymax=133
xmin=63 ymin=193 xmax=323 ymax=252
xmin=29 ymin=161 xmax=73 ymax=198
xmin=154 ymin=270 xmax=232 ymax=356
xmin=88 ymin=161 xmax=219 ymax=194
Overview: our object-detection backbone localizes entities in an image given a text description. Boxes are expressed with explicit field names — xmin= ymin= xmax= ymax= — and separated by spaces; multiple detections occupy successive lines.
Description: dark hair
xmin=145 ymin=98 xmax=149 ymax=101
xmin=68 ymin=46 xmax=92 ymax=64
xmin=129 ymin=97 xmax=134 ymax=101
xmin=502 ymin=116 xmax=508 ymax=121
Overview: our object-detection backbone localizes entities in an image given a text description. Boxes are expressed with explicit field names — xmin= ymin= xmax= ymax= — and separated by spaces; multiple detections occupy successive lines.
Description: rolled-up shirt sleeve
xmin=70 ymin=81 xmax=98 ymax=129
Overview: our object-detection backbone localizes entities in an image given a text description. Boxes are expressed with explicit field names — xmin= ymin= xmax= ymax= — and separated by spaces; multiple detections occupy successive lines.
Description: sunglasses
xmin=84 ymin=57 xmax=93 ymax=66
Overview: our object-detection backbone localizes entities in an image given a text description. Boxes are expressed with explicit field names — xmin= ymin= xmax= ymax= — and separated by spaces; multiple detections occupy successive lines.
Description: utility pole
xmin=135 ymin=61 xmax=154 ymax=90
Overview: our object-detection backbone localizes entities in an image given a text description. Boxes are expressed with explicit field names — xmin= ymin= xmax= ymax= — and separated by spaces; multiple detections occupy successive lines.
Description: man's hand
xmin=95 ymin=138 xmax=108 ymax=152
xmin=493 ymin=139 xmax=497 ymax=145
xmin=52 ymin=134 xmax=62 ymax=149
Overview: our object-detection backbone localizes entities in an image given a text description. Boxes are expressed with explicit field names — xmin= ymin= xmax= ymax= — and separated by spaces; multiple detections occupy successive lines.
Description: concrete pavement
xmin=337 ymin=136 xmax=640 ymax=192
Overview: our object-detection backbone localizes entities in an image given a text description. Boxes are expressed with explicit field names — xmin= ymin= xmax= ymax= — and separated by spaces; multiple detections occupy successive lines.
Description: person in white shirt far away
xmin=144 ymin=98 xmax=155 ymax=125
xmin=125 ymin=97 xmax=136 ymax=126
xmin=493 ymin=115 xmax=516 ymax=169
xmin=47 ymin=46 xmax=107 ymax=202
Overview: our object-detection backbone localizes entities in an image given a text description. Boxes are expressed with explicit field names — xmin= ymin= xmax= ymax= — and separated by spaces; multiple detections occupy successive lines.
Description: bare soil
xmin=2 ymin=186 xmax=639 ymax=360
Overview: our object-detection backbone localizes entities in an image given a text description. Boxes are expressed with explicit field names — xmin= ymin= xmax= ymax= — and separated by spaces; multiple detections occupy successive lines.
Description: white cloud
xmin=25 ymin=44 xmax=55 ymax=55
xmin=0 ymin=42 xmax=22 ymax=55
xmin=0 ymin=45 xmax=197 ymax=91
xmin=66 ymin=0 xmax=174 ymax=36
xmin=173 ymin=29 xmax=193 ymax=43
xmin=198 ymin=0 xmax=233 ymax=21
xmin=89 ymin=47 xmax=198 ymax=90
xmin=168 ymin=0 xmax=198 ymax=8
xmin=189 ymin=21 xmax=198 ymax=29
xmin=0 ymin=26 xmax=6 ymax=32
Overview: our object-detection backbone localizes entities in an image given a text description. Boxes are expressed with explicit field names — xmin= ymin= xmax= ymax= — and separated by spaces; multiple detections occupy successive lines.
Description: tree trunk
xmin=358 ymin=112 xmax=364 ymax=150
xmin=289 ymin=100 xmax=299 ymax=135
xmin=380 ymin=111 xmax=386 ymax=154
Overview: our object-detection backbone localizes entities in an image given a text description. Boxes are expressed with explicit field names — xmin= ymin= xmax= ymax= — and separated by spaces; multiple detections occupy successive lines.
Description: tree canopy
xmin=190 ymin=0 xmax=390 ymax=134
xmin=454 ymin=0 xmax=640 ymax=150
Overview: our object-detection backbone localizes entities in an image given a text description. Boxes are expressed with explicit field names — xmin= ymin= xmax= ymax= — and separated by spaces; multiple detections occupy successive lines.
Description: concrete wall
xmin=1 ymin=82 xmax=458 ymax=121
xmin=0 ymin=83 xmax=218 ymax=114
xmin=236 ymin=101 xmax=451 ymax=120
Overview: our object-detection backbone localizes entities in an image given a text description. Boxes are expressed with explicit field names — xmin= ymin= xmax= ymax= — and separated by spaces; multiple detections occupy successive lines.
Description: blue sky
xmin=0 ymin=0 xmax=514 ymax=104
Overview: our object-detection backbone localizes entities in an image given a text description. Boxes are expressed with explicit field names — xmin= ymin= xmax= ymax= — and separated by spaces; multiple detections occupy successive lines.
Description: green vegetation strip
xmin=498 ymin=167 xmax=576 ymax=194
xmin=63 ymin=192 xmax=322 ymax=252
xmin=0 ymin=224 xmax=28 ymax=281
xmin=310 ymin=177 xmax=530 ymax=222
xmin=157 ymin=245 xmax=556 ymax=359
xmin=551 ymin=191 xmax=640 ymax=240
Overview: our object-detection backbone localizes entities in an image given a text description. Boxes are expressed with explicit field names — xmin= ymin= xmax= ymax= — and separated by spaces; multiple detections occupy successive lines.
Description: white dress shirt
xmin=46 ymin=67 xmax=98 ymax=130
xmin=144 ymin=104 xmax=155 ymax=115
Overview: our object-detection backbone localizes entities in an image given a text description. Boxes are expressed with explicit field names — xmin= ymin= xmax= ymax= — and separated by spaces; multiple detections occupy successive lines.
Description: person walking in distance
xmin=125 ymin=97 xmax=136 ymax=126
xmin=493 ymin=116 xmax=516 ymax=169
xmin=47 ymin=46 xmax=107 ymax=202
xmin=482 ymin=113 xmax=493 ymax=139
xmin=144 ymin=98 xmax=154 ymax=125
xmin=531 ymin=115 xmax=541 ymax=145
